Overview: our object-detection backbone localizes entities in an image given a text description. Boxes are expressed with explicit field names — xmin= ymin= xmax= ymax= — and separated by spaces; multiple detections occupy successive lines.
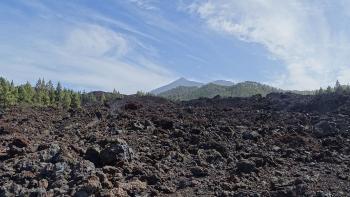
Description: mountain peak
xmin=175 ymin=77 xmax=188 ymax=82
xmin=151 ymin=77 xmax=203 ymax=95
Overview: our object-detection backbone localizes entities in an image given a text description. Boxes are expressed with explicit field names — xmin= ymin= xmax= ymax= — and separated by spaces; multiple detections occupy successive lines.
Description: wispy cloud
xmin=66 ymin=25 xmax=175 ymax=92
xmin=63 ymin=24 xmax=129 ymax=58
xmin=188 ymin=0 xmax=350 ymax=89
xmin=0 ymin=1 xmax=176 ymax=93
xmin=128 ymin=0 xmax=159 ymax=10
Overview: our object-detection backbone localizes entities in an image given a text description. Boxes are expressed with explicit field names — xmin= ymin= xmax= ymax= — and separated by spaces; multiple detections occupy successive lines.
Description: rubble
xmin=0 ymin=93 xmax=349 ymax=196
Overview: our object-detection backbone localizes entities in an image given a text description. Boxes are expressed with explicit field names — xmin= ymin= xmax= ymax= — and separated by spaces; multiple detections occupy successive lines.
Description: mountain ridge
xmin=155 ymin=79 xmax=314 ymax=100
xmin=210 ymin=80 xmax=235 ymax=86
xmin=151 ymin=77 xmax=235 ymax=95
xmin=158 ymin=81 xmax=282 ymax=100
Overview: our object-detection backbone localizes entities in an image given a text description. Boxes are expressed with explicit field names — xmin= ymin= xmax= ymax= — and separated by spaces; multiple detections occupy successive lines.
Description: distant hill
xmin=151 ymin=77 xmax=203 ymax=95
xmin=152 ymin=78 xmax=315 ymax=100
xmin=158 ymin=81 xmax=283 ymax=100
xmin=211 ymin=80 xmax=235 ymax=86
xmin=151 ymin=78 xmax=235 ymax=95
xmin=158 ymin=81 xmax=315 ymax=100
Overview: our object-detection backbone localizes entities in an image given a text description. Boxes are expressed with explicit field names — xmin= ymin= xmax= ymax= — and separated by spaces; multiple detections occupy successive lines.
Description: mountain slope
xmin=158 ymin=81 xmax=283 ymax=100
xmin=151 ymin=77 xmax=203 ymax=95
xmin=211 ymin=80 xmax=235 ymax=86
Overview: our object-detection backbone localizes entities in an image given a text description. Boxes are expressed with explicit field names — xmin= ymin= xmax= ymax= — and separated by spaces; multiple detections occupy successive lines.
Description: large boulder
xmin=190 ymin=166 xmax=209 ymax=177
xmin=314 ymin=121 xmax=339 ymax=138
xmin=39 ymin=144 xmax=61 ymax=162
xmin=10 ymin=137 xmax=30 ymax=148
xmin=154 ymin=119 xmax=174 ymax=130
xmin=84 ymin=146 xmax=101 ymax=166
xmin=236 ymin=159 xmax=257 ymax=174
xmin=100 ymin=139 xmax=134 ymax=166
xmin=124 ymin=102 xmax=141 ymax=110
xmin=242 ymin=131 xmax=261 ymax=141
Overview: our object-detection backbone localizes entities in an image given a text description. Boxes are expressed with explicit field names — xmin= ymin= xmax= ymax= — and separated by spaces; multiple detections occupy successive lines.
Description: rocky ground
xmin=0 ymin=92 xmax=350 ymax=196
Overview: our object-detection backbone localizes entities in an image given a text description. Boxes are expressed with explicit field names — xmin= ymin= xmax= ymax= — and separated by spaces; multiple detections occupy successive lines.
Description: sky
xmin=1 ymin=0 xmax=350 ymax=93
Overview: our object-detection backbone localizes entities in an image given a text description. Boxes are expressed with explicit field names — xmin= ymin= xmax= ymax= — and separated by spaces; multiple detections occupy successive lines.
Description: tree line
xmin=315 ymin=80 xmax=350 ymax=95
xmin=0 ymin=77 xmax=122 ymax=108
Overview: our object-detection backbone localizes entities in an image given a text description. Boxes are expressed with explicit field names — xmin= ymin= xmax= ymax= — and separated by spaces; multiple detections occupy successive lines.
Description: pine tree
xmin=136 ymin=91 xmax=145 ymax=96
xmin=345 ymin=85 xmax=350 ymax=93
xmin=24 ymin=82 xmax=34 ymax=103
xmin=81 ymin=91 xmax=87 ymax=104
xmin=0 ymin=80 xmax=9 ymax=107
xmin=70 ymin=92 xmax=81 ymax=108
xmin=112 ymin=89 xmax=122 ymax=99
xmin=0 ymin=77 xmax=6 ymax=107
xmin=326 ymin=86 xmax=332 ymax=94
xmin=0 ymin=87 xmax=5 ymax=107
xmin=18 ymin=82 xmax=34 ymax=104
xmin=55 ymin=82 xmax=63 ymax=105
xmin=47 ymin=80 xmax=55 ymax=105
xmin=33 ymin=78 xmax=43 ymax=105
xmin=42 ymin=90 xmax=50 ymax=106
xmin=62 ymin=91 xmax=71 ymax=108
xmin=88 ymin=93 xmax=97 ymax=103
xmin=335 ymin=80 xmax=342 ymax=93
xmin=317 ymin=87 xmax=324 ymax=95
xmin=100 ymin=93 xmax=106 ymax=104
xmin=9 ymin=81 xmax=18 ymax=104
xmin=335 ymin=80 xmax=341 ymax=88
xmin=1 ymin=83 xmax=16 ymax=106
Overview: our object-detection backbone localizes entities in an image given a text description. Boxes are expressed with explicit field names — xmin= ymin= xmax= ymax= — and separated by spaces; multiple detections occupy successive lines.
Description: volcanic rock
xmin=190 ymin=166 xmax=209 ymax=177
xmin=1 ymin=93 xmax=350 ymax=196
xmin=10 ymin=137 xmax=30 ymax=148
xmin=236 ymin=159 xmax=257 ymax=174
xmin=99 ymin=139 xmax=134 ymax=166
xmin=84 ymin=146 xmax=101 ymax=166
xmin=154 ymin=118 xmax=174 ymax=130
xmin=39 ymin=143 xmax=61 ymax=162
xmin=242 ymin=131 xmax=261 ymax=140
xmin=314 ymin=120 xmax=339 ymax=137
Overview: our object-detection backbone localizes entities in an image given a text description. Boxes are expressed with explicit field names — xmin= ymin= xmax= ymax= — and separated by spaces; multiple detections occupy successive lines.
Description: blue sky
xmin=1 ymin=0 xmax=350 ymax=93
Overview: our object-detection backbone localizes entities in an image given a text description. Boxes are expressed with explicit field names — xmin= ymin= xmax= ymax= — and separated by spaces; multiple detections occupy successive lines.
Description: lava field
xmin=0 ymin=93 xmax=350 ymax=196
